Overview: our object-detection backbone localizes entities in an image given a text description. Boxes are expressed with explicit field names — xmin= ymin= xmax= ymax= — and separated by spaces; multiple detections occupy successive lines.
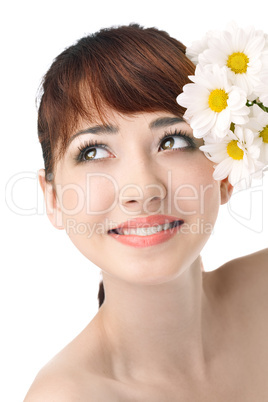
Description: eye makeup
xmin=158 ymin=129 xmax=197 ymax=152
xmin=73 ymin=129 xmax=198 ymax=164
xmin=74 ymin=139 xmax=113 ymax=163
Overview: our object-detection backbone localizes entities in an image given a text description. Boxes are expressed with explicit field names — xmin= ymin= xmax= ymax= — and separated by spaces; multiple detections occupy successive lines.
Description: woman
xmin=24 ymin=24 xmax=268 ymax=400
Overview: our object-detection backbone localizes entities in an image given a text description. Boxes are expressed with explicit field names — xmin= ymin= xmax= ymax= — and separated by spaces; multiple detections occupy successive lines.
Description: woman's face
xmin=48 ymin=110 xmax=224 ymax=284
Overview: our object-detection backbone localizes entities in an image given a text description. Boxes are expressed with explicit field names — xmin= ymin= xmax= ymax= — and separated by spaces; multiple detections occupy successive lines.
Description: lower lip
xmin=108 ymin=222 xmax=183 ymax=248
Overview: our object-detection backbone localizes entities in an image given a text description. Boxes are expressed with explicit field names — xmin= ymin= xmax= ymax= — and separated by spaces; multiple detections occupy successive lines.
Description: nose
xmin=118 ymin=159 xmax=167 ymax=214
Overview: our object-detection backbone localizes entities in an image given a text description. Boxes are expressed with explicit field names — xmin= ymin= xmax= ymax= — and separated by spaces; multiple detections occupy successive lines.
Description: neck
xmin=98 ymin=256 xmax=217 ymax=383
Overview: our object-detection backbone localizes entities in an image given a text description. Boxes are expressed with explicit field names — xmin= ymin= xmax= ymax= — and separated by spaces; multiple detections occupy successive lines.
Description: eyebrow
xmin=149 ymin=116 xmax=184 ymax=129
xmin=67 ymin=124 xmax=118 ymax=146
xmin=68 ymin=116 xmax=184 ymax=146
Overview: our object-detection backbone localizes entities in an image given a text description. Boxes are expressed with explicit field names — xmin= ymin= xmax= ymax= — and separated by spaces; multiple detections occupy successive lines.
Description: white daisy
xmin=198 ymin=24 xmax=268 ymax=98
xmin=177 ymin=64 xmax=249 ymax=139
xmin=254 ymin=68 xmax=268 ymax=107
xmin=199 ymin=125 xmax=264 ymax=188
xmin=245 ymin=104 xmax=268 ymax=163
xmin=186 ymin=31 xmax=215 ymax=65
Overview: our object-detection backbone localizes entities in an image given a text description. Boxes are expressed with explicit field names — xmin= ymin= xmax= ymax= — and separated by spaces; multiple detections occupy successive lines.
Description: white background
xmin=1 ymin=0 xmax=268 ymax=400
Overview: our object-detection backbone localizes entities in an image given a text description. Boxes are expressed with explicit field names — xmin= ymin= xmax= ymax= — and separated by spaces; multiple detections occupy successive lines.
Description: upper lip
xmin=108 ymin=214 xmax=184 ymax=233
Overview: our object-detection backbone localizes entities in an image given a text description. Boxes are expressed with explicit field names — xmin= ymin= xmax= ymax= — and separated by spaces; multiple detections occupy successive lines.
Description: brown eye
xmin=78 ymin=144 xmax=112 ymax=163
xmin=159 ymin=135 xmax=190 ymax=151
xmin=85 ymin=148 xmax=97 ymax=160
xmin=161 ymin=137 xmax=175 ymax=150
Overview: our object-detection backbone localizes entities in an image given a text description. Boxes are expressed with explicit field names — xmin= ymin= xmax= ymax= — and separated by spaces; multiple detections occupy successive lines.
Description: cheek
xmin=85 ymin=174 xmax=118 ymax=214
xmin=193 ymin=161 xmax=221 ymax=225
xmin=56 ymin=173 xmax=118 ymax=224
xmin=170 ymin=155 xmax=220 ymax=221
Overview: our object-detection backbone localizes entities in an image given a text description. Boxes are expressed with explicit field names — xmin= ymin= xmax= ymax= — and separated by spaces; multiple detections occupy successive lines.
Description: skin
xmin=24 ymin=111 xmax=268 ymax=401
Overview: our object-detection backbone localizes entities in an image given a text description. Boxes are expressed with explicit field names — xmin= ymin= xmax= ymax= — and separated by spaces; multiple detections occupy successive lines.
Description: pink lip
xmin=108 ymin=214 xmax=184 ymax=248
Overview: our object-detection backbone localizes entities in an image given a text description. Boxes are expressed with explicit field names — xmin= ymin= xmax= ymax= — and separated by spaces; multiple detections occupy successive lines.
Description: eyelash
xmin=75 ymin=130 xmax=196 ymax=164
xmin=158 ymin=130 xmax=197 ymax=151
xmin=76 ymin=140 xmax=112 ymax=164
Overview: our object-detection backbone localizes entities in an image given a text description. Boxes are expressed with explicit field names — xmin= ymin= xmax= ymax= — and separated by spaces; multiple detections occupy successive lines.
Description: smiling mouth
xmin=108 ymin=220 xmax=184 ymax=237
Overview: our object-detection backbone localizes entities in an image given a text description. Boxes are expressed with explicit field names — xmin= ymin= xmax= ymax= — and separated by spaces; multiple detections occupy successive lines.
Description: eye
xmin=159 ymin=131 xmax=196 ymax=152
xmin=76 ymin=141 xmax=113 ymax=163
xmin=84 ymin=146 xmax=109 ymax=161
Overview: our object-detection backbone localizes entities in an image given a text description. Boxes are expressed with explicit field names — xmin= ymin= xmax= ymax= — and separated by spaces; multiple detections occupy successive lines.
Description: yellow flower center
xmin=259 ymin=125 xmax=268 ymax=143
xmin=227 ymin=52 xmax=249 ymax=74
xmin=208 ymin=89 xmax=229 ymax=113
xmin=227 ymin=140 xmax=244 ymax=160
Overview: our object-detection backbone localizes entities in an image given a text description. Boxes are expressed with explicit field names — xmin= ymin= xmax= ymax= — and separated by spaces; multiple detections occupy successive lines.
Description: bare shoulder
xmin=23 ymin=318 xmax=112 ymax=401
xmin=23 ymin=359 xmax=108 ymax=402
xmin=23 ymin=367 xmax=82 ymax=402
xmin=210 ymin=248 xmax=268 ymax=309
xmin=217 ymin=247 xmax=267 ymax=284
xmin=226 ymin=247 xmax=268 ymax=270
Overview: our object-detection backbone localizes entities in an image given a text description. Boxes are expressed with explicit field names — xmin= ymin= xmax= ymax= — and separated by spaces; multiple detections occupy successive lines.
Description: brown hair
xmin=37 ymin=23 xmax=195 ymax=307
xmin=38 ymin=23 xmax=195 ymax=179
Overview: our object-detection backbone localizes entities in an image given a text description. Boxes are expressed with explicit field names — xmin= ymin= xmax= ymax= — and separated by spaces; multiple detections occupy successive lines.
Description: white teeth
xmin=162 ymin=223 xmax=171 ymax=231
xmin=120 ymin=222 xmax=174 ymax=236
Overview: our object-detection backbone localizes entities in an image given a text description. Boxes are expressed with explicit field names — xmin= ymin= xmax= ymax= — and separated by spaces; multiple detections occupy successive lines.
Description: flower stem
xmin=246 ymin=99 xmax=268 ymax=112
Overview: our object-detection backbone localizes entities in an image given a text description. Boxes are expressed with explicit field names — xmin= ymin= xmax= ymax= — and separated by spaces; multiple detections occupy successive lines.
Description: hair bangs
xmin=38 ymin=24 xmax=195 ymax=178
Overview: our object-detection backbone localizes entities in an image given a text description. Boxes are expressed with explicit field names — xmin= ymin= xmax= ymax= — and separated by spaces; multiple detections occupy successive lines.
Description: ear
xmin=220 ymin=177 xmax=233 ymax=205
xmin=38 ymin=169 xmax=64 ymax=230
